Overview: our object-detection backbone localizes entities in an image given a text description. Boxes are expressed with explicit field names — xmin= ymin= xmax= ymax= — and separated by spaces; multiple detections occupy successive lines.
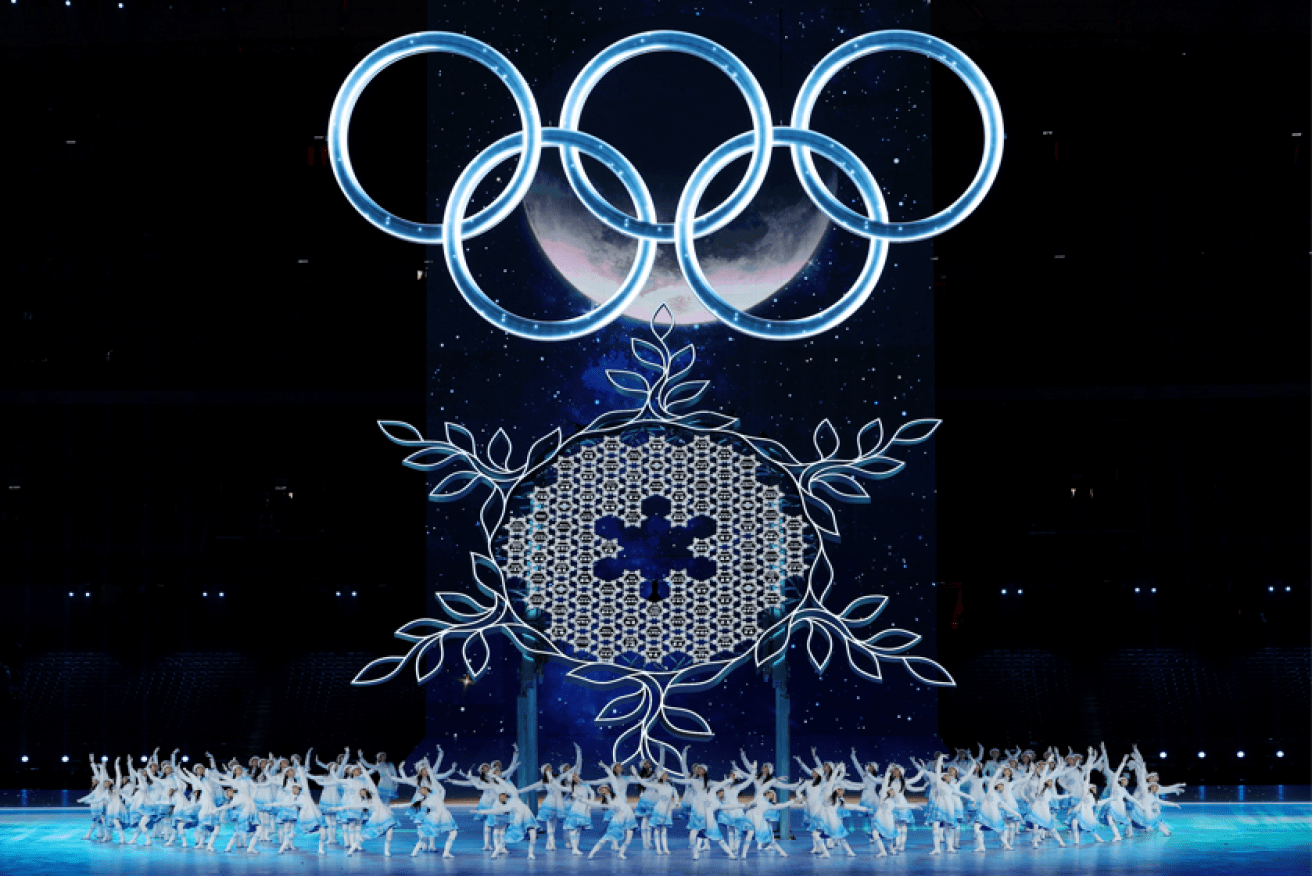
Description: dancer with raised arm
xmin=311 ymin=749 xmax=346 ymax=846
xmin=847 ymin=747 xmax=884 ymax=842
xmin=671 ymin=748 xmax=713 ymax=853
xmin=562 ymin=766 xmax=596 ymax=855
xmin=409 ymin=783 xmax=461 ymax=858
xmin=532 ymin=756 xmax=575 ymax=851
xmin=1098 ymin=746 xmax=1135 ymax=840
xmin=741 ymin=787 xmax=796 ymax=858
xmin=920 ymin=754 xmax=972 ymax=855
xmin=692 ymin=772 xmax=752 ymax=860
xmin=630 ymin=763 xmax=680 ymax=855
xmin=352 ymin=763 xmax=399 ymax=856
xmin=584 ymin=784 xmax=639 ymax=860
xmin=1024 ymin=772 xmax=1069 ymax=848
xmin=480 ymin=789 xmax=543 ymax=859
xmin=357 ymin=750 xmax=400 ymax=805
xmin=1068 ymin=753 xmax=1107 ymax=846
xmin=78 ymin=756 xmax=111 ymax=842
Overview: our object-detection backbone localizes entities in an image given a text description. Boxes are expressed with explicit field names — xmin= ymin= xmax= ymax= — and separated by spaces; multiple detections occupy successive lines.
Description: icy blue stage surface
xmin=0 ymin=796 xmax=1308 ymax=876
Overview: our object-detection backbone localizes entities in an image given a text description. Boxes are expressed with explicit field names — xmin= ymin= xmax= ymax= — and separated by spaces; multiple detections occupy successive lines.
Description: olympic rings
xmin=443 ymin=128 xmax=657 ymax=341
xmin=675 ymin=127 xmax=887 ymax=340
xmin=328 ymin=32 xmax=542 ymax=244
xmin=557 ymin=31 xmax=772 ymax=243
xmin=790 ymin=31 xmax=1004 ymax=242
xmin=328 ymin=29 xmax=1004 ymax=341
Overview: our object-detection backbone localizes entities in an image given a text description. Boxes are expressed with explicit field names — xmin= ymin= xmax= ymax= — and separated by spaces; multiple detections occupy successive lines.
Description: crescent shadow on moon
xmin=524 ymin=156 xmax=838 ymax=326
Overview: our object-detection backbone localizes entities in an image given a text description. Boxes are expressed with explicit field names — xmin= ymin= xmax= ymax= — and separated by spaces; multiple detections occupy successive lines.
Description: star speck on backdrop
xmin=396 ymin=0 xmax=942 ymax=767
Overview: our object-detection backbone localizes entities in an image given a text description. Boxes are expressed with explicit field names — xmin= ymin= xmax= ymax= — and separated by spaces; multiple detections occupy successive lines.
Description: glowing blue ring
xmin=675 ymin=127 xmax=888 ymax=340
xmin=790 ymin=30 xmax=1003 ymax=242
xmin=327 ymin=32 xmax=542 ymax=244
xmin=442 ymin=128 xmax=658 ymax=341
xmin=558 ymin=31 xmax=772 ymax=243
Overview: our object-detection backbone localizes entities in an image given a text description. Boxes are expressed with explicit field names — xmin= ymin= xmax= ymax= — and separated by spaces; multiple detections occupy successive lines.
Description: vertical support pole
xmin=517 ymin=655 xmax=540 ymax=814
xmin=772 ymin=654 xmax=790 ymax=839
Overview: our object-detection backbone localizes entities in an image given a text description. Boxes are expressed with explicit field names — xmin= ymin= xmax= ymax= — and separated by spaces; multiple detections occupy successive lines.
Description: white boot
xmin=931 ymin=825 xmax=943 ymax=855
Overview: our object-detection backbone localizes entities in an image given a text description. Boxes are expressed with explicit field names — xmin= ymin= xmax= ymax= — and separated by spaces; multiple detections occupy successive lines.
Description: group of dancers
xmin=74 ymin=740 xmax=1185 ymax=859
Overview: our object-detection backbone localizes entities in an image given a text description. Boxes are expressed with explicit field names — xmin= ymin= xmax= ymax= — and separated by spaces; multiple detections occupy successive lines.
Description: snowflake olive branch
xmin=358 ymin=306 xmax=954 ymax=761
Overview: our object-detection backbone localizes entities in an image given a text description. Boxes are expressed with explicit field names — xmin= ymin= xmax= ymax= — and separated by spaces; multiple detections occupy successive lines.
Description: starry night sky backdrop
xmin=408 ymin=0 xmax=944 ymax=770
xmin=0 ymin=0 xmax=1306 ymax=789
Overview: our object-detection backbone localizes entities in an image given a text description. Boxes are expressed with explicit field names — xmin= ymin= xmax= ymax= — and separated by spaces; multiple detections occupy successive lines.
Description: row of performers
xmin=75 ymin=741 xmax=1184 ymax=858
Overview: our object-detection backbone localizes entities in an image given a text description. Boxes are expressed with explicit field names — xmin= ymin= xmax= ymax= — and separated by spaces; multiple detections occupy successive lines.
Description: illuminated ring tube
xmin=328 ymin=32 xmax=542 ymax=244
xmin=674 ymin=127 xmax=888 ymax=340
xmin=790 ymin=30 xmax=1003 ymax=242
xmin=558 ymin=31 xmax=772 ymax=243
xmin=443 ymin=127 xmax=658 ymax=341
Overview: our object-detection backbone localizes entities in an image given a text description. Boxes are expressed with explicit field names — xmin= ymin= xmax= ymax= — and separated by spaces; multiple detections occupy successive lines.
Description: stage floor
xmin=1 ymin=797 xmax=1308 ymax=876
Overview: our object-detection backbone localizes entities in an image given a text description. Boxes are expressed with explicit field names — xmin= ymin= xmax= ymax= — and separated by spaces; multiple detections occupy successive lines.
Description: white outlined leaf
xmin=606 ymin=369 xmax=651 ymax=399
xmin=402 ymin=446 xmax=460 ymax=472
xmin=378 ymin=420 xmax=429 ymax=446
xmin=395 ymin=619 xmax=449 ymax=642
xmin=805 ymin=622 xmax=834 ymax=674
xmin=470 ymin=553 xmax=505 ymax=600
xmin=889 ymin=419 xmax=941 ymax=446
xmin=444 ymin=423 xmax=477 ymax=455
xmin=803 ymin=492 xmax=841 ymax=540
xmin=429 ymin=470 xmax=484 ymax=502
xmin=812 ymin=419 xmax=840 ymax=459
xmin=808 ymin=549 xmax=835 ymax=597
xmin=901 ymin=655 xmax=955 ymax=686
xmin=352 ymin=656 xmax=406 ymax=686
xmin=596 ymin=688 xmax=648 ymax=726
xmin=487 ymin=428 xmax=513 ymax=470
xmin=462 ymin=631 xmax=491 ymax=679
xmin=631 ymin=338 xmax=666 ymax=371
xmin=851 ymin=456 xmax=906 ymax=479
xmin=434 ymin=590 xmax=491 ymax=621
xmin=479 ymin=490 xmax=505 ymax=535
xmin=671 ymin=411 xmax=737 ymax=430
xmin=664 ymin=380 xmax=709 ymax=410
xmin=667 ymin=344 xmax=695 ymax=383
xmin=840 ymin=594 xmax=889 ymax=627
xmin=845 ymin=639 xmax=885 ymax=683
xmin=660 ymin=705 xmax=713 ymax=739
xmin=566 ymin=663 xmax=634 ymax=690
xmin=863 ymin=628 xmax=922 ymax=654
xmin=812 ymin=473 xmax=870 ymax=504
xmin=415 ymin=636 xmax=446 ymax=684
xmin=857 ymin=418 xmax=884 ymax=456
xmin=650 ymin=303 xmax=674 ymax=339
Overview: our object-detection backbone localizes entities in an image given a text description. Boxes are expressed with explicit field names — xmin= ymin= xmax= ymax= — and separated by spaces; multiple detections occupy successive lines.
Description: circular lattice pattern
xmin=493 ymin=426 xmax=818 ymax=672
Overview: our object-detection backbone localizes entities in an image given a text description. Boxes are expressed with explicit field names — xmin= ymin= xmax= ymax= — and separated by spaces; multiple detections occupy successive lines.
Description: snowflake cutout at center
xmin=500 ymin=428 xmax=816 ymax=672
xmin=358 ymin=307 xmax=954 ymax=765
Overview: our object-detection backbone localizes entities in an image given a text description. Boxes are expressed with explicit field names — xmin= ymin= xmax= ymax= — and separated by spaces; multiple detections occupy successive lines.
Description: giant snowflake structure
xmin=359 ymin=308 xmax=954 ymax=763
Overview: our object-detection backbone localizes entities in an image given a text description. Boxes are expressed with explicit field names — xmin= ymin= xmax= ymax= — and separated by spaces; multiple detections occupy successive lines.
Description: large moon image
xmin=523 ymin=157 xmax=835 ymax=326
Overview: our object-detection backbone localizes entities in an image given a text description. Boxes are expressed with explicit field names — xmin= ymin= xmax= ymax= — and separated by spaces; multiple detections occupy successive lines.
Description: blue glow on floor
xmin=0 ymin=801 xmax=1308 ymax=876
